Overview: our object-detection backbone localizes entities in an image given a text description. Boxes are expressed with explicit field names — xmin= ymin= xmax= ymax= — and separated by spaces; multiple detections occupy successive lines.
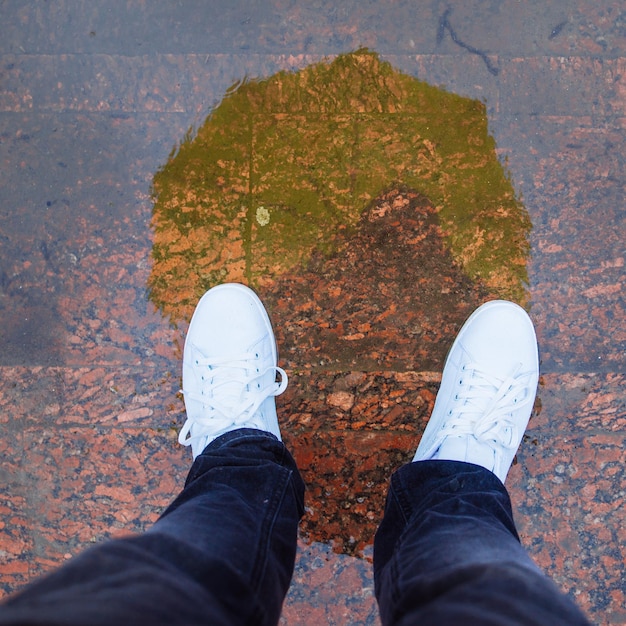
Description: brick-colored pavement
xmin=0 ymin=2 xmax=624 ymax=624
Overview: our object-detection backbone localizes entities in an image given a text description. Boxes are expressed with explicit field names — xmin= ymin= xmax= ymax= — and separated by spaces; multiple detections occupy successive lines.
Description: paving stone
xmin=0 ymin=3 xmax=624 ymax=624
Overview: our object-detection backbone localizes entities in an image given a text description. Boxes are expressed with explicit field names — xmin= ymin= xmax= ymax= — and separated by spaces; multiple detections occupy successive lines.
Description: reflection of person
xmin=0 ymin=283 xmax=590 ymax=625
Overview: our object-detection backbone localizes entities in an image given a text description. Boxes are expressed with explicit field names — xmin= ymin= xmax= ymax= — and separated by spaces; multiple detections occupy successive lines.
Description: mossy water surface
xmin=149 ymin=50 xmax=530 ymax=322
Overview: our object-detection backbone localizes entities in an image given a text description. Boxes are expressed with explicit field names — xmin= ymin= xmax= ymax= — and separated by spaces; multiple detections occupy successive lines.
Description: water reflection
xmin=149 ymin=49 xmax=532 ymax=555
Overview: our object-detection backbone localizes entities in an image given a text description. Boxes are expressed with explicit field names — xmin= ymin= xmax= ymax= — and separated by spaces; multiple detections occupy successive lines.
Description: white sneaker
xmin=178 ymin=283 xmax=288 ymax=459
xmin=413 ymin=300 xmax=539 ymax=483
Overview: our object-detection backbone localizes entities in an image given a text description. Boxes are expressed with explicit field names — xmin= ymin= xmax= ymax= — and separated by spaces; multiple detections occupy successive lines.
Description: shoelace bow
xmin=432 ymin=362 xmax=535 ymax=454
xmin=178 ymin=349 xmax=287 ymax=447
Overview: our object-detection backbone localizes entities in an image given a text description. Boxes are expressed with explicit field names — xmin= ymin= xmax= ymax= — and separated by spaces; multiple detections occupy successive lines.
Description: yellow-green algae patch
xmin=150 ymin=49 xmax=530 ymax=322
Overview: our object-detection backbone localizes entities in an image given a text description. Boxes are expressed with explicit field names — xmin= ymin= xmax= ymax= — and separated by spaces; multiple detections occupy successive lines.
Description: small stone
xmin=327 ymin=391 xmax=355 ymax=411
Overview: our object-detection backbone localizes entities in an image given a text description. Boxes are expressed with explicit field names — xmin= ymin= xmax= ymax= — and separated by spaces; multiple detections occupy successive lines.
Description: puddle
xmin=149 ymin=49 xmax=530 ymax=321
xmin=149 ymin=49 xmax=532 ymax=555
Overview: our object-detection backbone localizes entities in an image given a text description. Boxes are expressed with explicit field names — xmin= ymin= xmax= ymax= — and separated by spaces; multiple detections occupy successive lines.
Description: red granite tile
xmin=0 ymin=428 xmax=34 ymax=597
xmin=384 ymin=54 xmax=501 ymax=109
xmin=19 ymin=426 xmax=189 ymax=581
xmin=0 ymin=366 xmax=182 ymax=426
xmin=279 ymin=370 xmax=439 ymax=432
xmin=531 ymin=373 xmax=626 ymax=432
xmin=1 ymin=3 xmax=625 ymax=625
xmin=283 ymin=540 xmax=379 ymax=626
xmin=11 ymin=1 xmax=622 ymax=59
xmin=0 ymin=54 xmax=327 ymax=115
xmin=0 ymin=367 xmax=63 ymax=424
xmin=284 ymin=428 xmax=416 ymax=557
xmin=0 ymin=505 xmax=32 ymax=598
xmin=500 ymin=57 xmax=625 ymax=117
xmin=493 ymin=117 xmax=625 ymax=372
xmin=57 ymin=247 xmax=181 ymax=367
xmin=509 ymin=433 xmax=626 ymax=624
xmin=568 ymin=3 xmax=626 ymax=56
xmin=57 ymin=367 xmax=181 ymax=426
xmin=0 ymin=113 xmax=184 ymax=368
xmin=424 ymin=3 xmax=616 ymax=57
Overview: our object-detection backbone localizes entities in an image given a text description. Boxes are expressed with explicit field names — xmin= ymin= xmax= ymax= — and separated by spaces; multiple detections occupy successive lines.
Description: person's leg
xmin=374 ymin=301 xmax=591 ymax=625
xmin=1 ymin=429 xmax=303 ymax=626
xmin=374 ymin=460 xmax=589 ymax=626
xmin=0 ymin=283 xmax=303 ymax=626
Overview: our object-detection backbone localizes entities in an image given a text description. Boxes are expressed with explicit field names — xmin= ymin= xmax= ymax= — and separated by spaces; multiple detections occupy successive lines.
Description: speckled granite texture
xmin=0 ymin=2 xmax=624 ymax=624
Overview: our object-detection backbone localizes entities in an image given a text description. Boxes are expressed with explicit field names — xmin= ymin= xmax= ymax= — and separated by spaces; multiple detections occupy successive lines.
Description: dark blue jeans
xmin=0 ymin=429 xmax=589 ymax=625
xmin=374 ymin=460 xmax=590 ymax=625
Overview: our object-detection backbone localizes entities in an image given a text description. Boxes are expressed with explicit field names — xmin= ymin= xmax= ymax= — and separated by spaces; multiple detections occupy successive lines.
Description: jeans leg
xmin=374 ymin=460 xmax=591 ymax=626
xmin=0 ymin=429 xmax=305 ymax=626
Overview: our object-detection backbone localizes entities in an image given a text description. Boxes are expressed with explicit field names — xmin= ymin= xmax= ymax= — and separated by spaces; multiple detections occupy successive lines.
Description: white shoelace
xmin=426 ymin=362 xmax=536 ymax=457
xmin=178 ymin=349 xmax=288 ymax=448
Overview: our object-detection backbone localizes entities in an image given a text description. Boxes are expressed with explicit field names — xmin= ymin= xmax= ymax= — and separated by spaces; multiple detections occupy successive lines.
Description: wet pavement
xmin=1 ymin=1 xmax=625 ymax=624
